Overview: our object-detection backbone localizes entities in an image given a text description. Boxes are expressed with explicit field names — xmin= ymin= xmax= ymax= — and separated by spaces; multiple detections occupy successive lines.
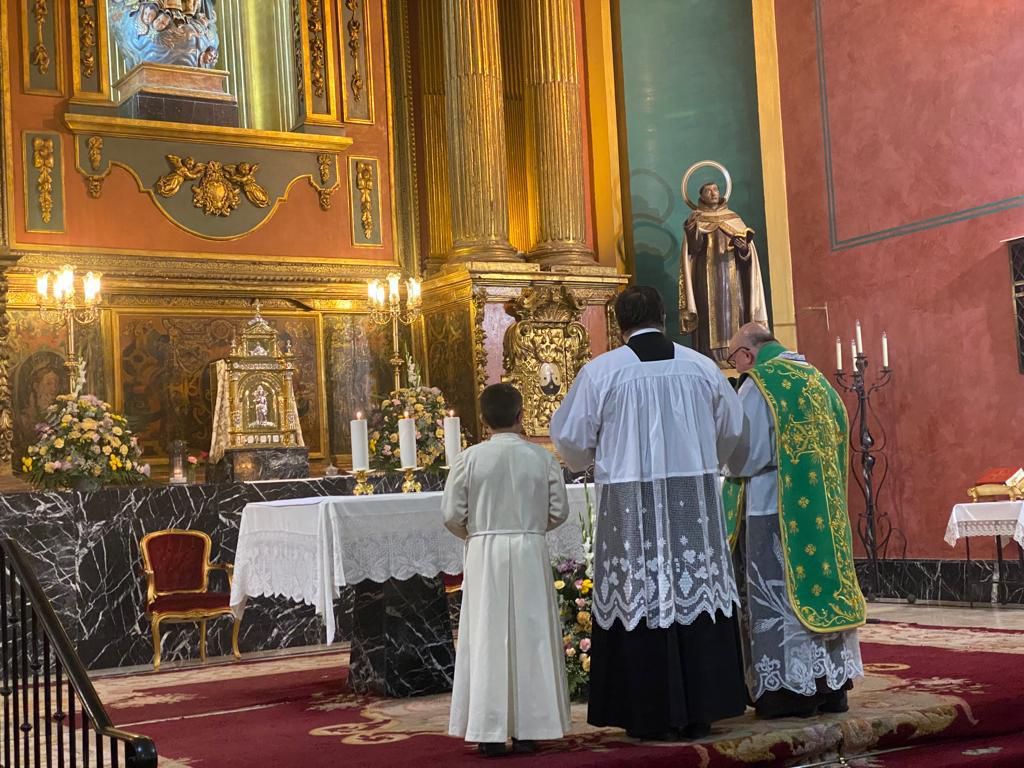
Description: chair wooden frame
xmin=140 ymin=529 xmax=241 ymax=671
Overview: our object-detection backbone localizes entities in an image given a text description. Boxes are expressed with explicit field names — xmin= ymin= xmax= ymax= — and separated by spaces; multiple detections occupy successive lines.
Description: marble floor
xmin=869 ymin=600 xmax=1024 ymax=629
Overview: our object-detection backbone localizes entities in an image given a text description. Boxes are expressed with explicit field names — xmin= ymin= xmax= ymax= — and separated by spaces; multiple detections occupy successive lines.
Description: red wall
xmin=776 ymin=0 xmax=1024 ymax=559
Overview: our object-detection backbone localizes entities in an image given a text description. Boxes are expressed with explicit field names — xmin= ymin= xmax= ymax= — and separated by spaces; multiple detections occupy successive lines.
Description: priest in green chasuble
xmin=722 ymin=323 xmax=865 ymax=718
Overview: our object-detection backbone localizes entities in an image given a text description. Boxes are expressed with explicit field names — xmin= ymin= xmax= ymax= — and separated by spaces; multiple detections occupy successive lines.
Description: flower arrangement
xmin=553 ymin=482 xmax=597 ymax=701
xmin=554 ymin=559 xmax=593 ymax=701
xmin=20 ymin=393 xmax=150 ymax=491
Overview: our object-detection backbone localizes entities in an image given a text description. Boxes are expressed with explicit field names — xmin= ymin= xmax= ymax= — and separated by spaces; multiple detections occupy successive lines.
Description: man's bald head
xmin=726 ymin=323 xmax=776 ymax=373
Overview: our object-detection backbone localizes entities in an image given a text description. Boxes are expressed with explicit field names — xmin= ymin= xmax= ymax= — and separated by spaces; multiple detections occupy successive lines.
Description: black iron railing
xmin=0 ymin=538 xmax=157 ymax=767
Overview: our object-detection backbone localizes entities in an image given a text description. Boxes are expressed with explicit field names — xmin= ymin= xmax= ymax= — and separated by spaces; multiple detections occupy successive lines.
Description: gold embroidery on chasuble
xmin=749 ymin=358 xmax=866 ymax=633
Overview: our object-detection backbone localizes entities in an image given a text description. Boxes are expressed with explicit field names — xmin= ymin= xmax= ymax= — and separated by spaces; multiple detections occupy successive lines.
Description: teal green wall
xmin=619 ymin=0 xmax=770 ymax=344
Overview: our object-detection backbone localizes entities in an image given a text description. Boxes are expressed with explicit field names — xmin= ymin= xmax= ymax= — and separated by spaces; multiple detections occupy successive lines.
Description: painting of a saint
xmin=13 ymin=351 xmax=67 ymax=459
xmin=538 ymin=361 xmax=562 ymax=397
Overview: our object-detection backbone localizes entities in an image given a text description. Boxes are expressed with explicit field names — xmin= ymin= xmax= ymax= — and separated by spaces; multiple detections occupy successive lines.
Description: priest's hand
xmin=732 ymin=236 xmax=751 ymax=259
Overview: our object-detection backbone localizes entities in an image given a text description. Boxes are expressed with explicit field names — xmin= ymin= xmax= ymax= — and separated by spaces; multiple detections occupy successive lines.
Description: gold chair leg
xmin=199 ymin=619 xmax=208 ymax=662
xmin=151 ymin=616 xmax=162 ymax=671
xmin=231 ymin=617 xmax=242 ymax=661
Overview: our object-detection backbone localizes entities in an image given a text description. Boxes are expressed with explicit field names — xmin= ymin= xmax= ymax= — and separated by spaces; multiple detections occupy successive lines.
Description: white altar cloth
xmin=944 ymin=501 xmax=1024 ymax=548
xmin=230 ymin=485 xmax=592 ymax=644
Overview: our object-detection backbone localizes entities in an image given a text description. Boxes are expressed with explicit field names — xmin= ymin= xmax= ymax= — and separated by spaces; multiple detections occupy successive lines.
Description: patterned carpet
xmin=92 ymin=621 xmax=1024 ymax=767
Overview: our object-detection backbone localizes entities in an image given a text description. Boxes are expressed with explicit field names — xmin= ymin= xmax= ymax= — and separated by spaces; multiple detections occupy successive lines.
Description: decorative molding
xmin=501 ymin=285 xmax=590 ymax=437
xmin=348 ymin=156 xmax=383 ymax=247
xmin=605 ymin=295 xmax=622 ymax=350
xmin=77 ymin=0 xmax=97 ymax=78
xmin=31 ymin=0 xmax=50 ymax=75
xmin=0 ymin=273 xmax=13 ymax=474
xmin=356 ymin=161 xmax=374 ymax=239
xmin=293 ymin=0 xmax=340 ymax=126
xmin=69 ymin=0 xmax=108 ymax=99
xmin=345 ymin=0 xmax=364 ymax=101
xmin=471 ymin=287 xmax=488 ymax=398
xmin=87 ymin=135 xmax=103 ymax=171
xmin=155 ymin=156 xmax=270 ymax=218
xmin=317 ymin=153 xmax=331 ymax=185
xmin=32 ymin=137 xmax=55 ymax=224
xmin=307 ymin=0 xmax=326 ymax=99
xmin=309 ymin=153 xmax=339 ymax=211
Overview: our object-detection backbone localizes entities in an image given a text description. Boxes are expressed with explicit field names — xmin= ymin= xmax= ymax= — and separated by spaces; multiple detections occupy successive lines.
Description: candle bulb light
xmin=850 ymin=339 xmax=858 ymax=366
xmin=882 ymin=332 xmax=889 ymax=369
xmin=36 ymin=272 xmax=49 ymax=300
xmin=835 ymin=336 xmax=843 ymax=372
xmin=855 ymin=320 xmax=864 ymax=354
xmin=350 ymin=411 xmax=369 ymax=471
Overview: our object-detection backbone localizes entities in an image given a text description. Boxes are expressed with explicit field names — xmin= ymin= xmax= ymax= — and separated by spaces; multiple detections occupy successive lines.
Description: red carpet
xmin=90 ymin=622 xmax=1024 ymax=767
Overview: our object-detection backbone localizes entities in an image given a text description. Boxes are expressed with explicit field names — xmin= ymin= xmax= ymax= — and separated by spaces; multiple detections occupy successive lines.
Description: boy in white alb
xmin=442 ymin=383 xmax=571 ymax=756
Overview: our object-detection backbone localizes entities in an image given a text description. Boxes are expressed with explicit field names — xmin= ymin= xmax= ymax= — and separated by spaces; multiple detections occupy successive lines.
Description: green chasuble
xmin=724 ymin=342 xmax=866 ymax=633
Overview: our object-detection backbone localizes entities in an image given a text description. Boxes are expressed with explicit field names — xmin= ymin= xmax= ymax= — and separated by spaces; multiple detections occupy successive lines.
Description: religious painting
xmin=7 ymin=309 xmax=107 ymax=462
xmin=114 ymin=312 xmax=327 ymax=461
xmin=324 ymin=314 xmax=397 ymax=457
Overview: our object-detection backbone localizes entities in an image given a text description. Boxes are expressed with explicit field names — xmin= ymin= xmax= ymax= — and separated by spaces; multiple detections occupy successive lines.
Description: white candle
xmin=850 ymin=339 xmax=858 ymax=366
xmin=350 ymin=412 xmax=369 ymax=471
xmin=443 ymin=411 xmax=461 ymax=467
xmin=855 ymin=321 xmax=864 ymax=354
xmin=398 ymin=412 xmax=417 ymax=469
xmin=881 ymin=332 xmax=889 ymax=368
xmin=835 ymin=336 xmax=843 ymax=371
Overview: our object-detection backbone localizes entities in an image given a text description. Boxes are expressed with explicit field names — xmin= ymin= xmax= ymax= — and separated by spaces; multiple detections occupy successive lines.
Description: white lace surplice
xmin=726 ymin=373 xmax=863 ymax=699
xmin=550 ymin=343 xmax=744 ymax=631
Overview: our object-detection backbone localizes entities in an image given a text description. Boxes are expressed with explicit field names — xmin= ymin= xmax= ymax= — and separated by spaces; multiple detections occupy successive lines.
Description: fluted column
xmin=443 ymin=0 xmax=519 ymax=263
xmin=523 ymin=0 xmax=595 ymax=265
xmin=499 ymin=0 xmax=534 ymax=254
xmin=418 ymin=1 xmax=453 ymax=274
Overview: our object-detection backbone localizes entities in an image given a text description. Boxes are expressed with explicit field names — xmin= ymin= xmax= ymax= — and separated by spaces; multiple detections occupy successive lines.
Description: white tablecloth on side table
xmin=944 ymin=501 xmax=1024 ymax=548
xmin=230 ymin=485 xmax=591 ymax=644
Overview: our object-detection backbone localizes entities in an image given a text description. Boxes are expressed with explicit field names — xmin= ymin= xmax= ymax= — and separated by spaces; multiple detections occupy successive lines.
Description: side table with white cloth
xmin=230 ymin=485 xmax=590 ymax=697
xmin=945 ymin=501 xmax=1024 ymax=605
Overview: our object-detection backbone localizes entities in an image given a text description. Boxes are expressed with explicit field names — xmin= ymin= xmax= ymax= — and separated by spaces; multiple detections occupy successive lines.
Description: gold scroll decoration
xmin=349 ymin=156 xmax=382 ymax=246
xmin=356 ymin=161 xmax=373 ymax=239
xmin=22 ymin=0 xmax=64 ymax=94
xmin=340 ymin=0 xmax=372 ymax=123
xmin=33 ymin=137 xmax=55 ymax=224
xmin=78 ymin=0 xmax=97 ymax=79
xmin=471 ymin=287 xmax=488 ymax=399
xmin=501 ymin=285 xmax=590 ymax=437
xmin=31 ymin=0 xmax=50 ymax=74
xmin=293 ymin=0 xmax=340 ymax=127
xmin=155 ymin=156 xmax=270 ymax=217
xmin=307 ymin=0 xmax=326 ymax=99
xmin=345 ymin=0 xmax=363 ymax=101
xmin=308 ymin=153 xmax=340 ymax=211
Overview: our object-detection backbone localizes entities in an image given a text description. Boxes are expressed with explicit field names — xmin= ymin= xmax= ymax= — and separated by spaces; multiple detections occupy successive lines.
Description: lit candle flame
xmin=356 ymin=410 xmax=363 ymax=420
xmin=35 ymin=272 xmax=49 ymax=300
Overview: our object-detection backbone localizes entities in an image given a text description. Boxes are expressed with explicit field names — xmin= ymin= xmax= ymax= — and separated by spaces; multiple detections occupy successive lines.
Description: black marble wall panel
xmin=0 ymin=472 xmax=447 ymax=670
xmin=856 ymin=557 xmax=1024 ymax=605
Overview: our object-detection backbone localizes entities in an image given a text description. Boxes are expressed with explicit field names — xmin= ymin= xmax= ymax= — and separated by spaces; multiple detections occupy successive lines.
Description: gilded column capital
xmin=442 ymin=0 xmax=520 ymax=264
xmin=523 ymin=0 xmax=595 ymax=266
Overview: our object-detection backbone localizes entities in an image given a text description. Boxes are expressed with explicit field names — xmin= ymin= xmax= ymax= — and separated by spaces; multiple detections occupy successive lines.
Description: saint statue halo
xmin=681 ymin=160 xmax=733 ymax=210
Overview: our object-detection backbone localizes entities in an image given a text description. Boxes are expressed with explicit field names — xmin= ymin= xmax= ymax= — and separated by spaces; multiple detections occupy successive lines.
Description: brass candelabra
xmin=367 ymin=273 xmax=422 ymax=393
xmin=35 ymin=265 xmax=102 ymax=395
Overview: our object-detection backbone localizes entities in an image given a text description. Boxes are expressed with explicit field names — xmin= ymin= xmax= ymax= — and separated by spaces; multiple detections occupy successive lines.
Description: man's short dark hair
xmin=479 ymin=383 xmax=522 ymax=429
xmin=614 ymin=286 xmax=665 ymax=334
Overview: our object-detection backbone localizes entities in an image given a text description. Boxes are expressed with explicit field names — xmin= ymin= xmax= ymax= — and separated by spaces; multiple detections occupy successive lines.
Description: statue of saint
xmin=678 ymin=161 xmax=768 ymax=367
xmin=108 ymin=0 xmax=219 ymax=70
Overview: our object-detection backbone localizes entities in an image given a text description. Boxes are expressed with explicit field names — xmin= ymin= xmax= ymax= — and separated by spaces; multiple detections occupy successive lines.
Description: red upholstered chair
xmin=141 ymin=529 xmax=241 ymax=671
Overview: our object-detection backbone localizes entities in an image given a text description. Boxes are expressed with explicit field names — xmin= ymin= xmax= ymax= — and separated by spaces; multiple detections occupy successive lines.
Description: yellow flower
xmin=81 ymin=419 xmax=98 ymax=431
xmin=554 ymin=580 xmax=565 ymax=590
xmin=112 ymin=426 xmax=123 ymax=436
xmin=69 ymin=431 xmax=81 ymax=439
xmin=43 ymin=462 xmax=55 ymax=474
xmin=435 ymin=429 xmax=444 ymax=438
xmin=580 ymin=579 xmax=593 ymax=595
xmin=582 ymin=654 xmax=591 ymax=673
xmin=60 ymin=414 xmax=72 ymax=425
xmin=111 ymin=437 xmax=121 ymax=448
xmin=120 ymin=445 xmax=129 ymax=455
xmin=39 ymin=447 xmax=48 ymax=456
xmin=53 ymin=438 xmax=65 ymax=449
xmin=102 ymin=445 xmax=112 ymax=455
xmin=372 ymin=431 xmax=380 ymax=440
xmin=91 ymin=465 xmax=102 ymax=477
xmin=84 ymin=431 xmax=97 ymax=441
xmin=389 ymin=433 xmax=398 ymax=443
xmin=109 ymin=456 xmax=121 ymax=469
xmin=27 ymin=445 xmax=38 ymax=455
xmin=563 ymin=634 xmax=572 ymax=646
xmin=414 ymin=403 xmax=425 ymax=412
xmin=21 ymin=457 xmax=32 ymax=472
xmin=577 ymin=611 xmax=591 ymax=625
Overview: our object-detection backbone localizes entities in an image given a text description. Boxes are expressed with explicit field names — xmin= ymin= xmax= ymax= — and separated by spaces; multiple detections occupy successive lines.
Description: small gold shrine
xmin=209 ymin=302 xmax=304 ymax=460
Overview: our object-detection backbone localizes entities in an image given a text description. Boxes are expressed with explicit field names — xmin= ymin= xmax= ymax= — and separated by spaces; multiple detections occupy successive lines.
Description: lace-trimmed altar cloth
xmin=230 ymin=486 xmax=589 ymax=644
xmin=945 ymin=501 xmax=1024 ymax=548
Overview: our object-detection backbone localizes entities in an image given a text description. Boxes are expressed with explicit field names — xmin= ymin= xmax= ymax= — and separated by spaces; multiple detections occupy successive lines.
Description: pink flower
xmin=140 ymin=463 xmax=151 ymax=477
xmin=580 ymin=638 xmax=591 ymax=652
xmin=187 ymin=456 xmax=198 ymax=465
xmin=575 ymin=598 xmax=586 ymax=608
xmin=565 ymin=647 xmax=576 ymax=658
xmin=574 ymin=579 xmax=583 ymax=589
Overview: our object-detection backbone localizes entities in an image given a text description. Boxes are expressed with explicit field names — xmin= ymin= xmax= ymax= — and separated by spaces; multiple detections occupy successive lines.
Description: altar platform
xmin=91 ymin=607 xmax=1024 ymax=767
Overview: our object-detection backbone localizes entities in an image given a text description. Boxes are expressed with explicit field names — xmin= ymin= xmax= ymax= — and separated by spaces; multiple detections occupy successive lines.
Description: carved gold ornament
xmin=87 ymin=136 xmax=103 ymax=171
xmin=502 ymin=285 xmax=590 ymax=437
xmin=345 ymin=0 xmax=364 ymax=102
xmin=78 ymin=0 xmax=97 ymax=79
xmin=156 ymin=156 xmax=271 ymax=217
xmin=472 ymin=288 xmax=488 ymax=399
xmin=31 ymin=0 xmax=50 ymax=75
xmin=307 ymin=0 xmax=327 ymax=99
xmin=317 ymin=153 xmax=331 ymax=184
xmin=356 ymin=161 xmax=374 ymax=238
xmin=33 ymin=137 xmax=55 ymax=224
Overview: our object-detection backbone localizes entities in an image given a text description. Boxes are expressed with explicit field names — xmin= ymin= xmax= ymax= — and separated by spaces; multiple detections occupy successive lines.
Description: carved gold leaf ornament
xmin=31 ymin=0 xmax=50 ymax=75
xmin=87 ymin=136 xmax=103 ymax=171
xmin=501 ymin=286 xmax=591 ymax=437
xmin=356 ymin=161 xmax=375 ymax=239
xmin=345 ymin=0 xmax=364 ymax=102
xmin=308 ymin=0 xmax=327 ymax=99
xmin=317 ymin=153 xmax=332 ymax=185
xmin=155 ymin=155 xmax=271 ymax=217
xmin=471 ymin=288 xmax=488 ymax=398
xmin=32 ymin=137 xmax=55 ymax=224
xmin=78 ymin=0 xmax=97 ymax=79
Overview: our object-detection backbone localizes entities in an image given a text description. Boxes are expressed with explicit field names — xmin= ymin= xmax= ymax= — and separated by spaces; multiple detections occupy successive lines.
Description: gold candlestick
xmin=401 ymin=467 xmax=422 ymax=494
xmin=352 ymin=469 xmax=374 ymax=496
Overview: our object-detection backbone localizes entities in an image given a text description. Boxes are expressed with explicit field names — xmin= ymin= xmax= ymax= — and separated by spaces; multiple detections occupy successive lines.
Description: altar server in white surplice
xmin=550 ymin=285 xmax=748 ymax=741
xmin=443 ymin=383 xmax=571 ymax=757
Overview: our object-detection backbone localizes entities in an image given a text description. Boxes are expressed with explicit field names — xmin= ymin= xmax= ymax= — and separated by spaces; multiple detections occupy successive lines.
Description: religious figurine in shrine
xmin=678 ymin=161 xmax=768 ymax=367
xmin=108 ymin=0 xmax=220 ymax=70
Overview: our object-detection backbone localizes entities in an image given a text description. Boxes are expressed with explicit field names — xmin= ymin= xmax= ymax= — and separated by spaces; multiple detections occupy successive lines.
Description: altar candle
xmin=855 ymin=321 xmax=864 ymax=354
xmin=850 ymin=339 xmax=858 ymax=366
xmin=443 ymin=411 xmax=461 ymax=467
xmin=398 ymin=411 xmax=417 ymax=469
xmin=835 ymin=336 xmax=843 ymax=371
xmin=350 ymin=412 xmax=369 ymax=471
xmin=882 ymin=332 xmax=889 ymax=368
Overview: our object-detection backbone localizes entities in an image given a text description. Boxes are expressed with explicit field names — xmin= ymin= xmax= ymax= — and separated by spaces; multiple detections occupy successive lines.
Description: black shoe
xmin=511 ymin=739 xmax=537 ymax=754
xmin=626 ymin=729 xmax=674 ymax=741
xmin=681 ymin=722 xmax=711 ymax=740
xmin=477 ymin=742 xmax=507 ymax=757
xmin=818 ymin=690 xmax=849 ymax=714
